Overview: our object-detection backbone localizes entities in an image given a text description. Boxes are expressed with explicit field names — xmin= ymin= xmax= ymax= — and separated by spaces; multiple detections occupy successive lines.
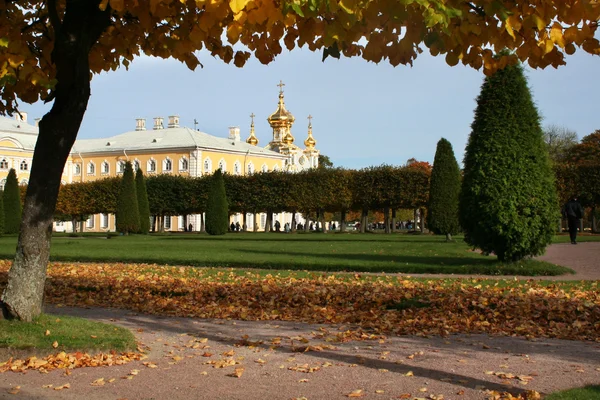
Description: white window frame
xmin=179 ymin=157 xmax=188 ymax=171
xmin=147 ymin=159 xmax=156 ymax=173
xmin=19 ymin=160 xmax=28 ymax=171
xmin=233 ymin=161 xmax=241 ymax=176
xmin=247 ymin=162 xmax=254 ymax=175
xmin=101 ymin=161 xmax=110 ymax=174
xmin=0 ymin=159 xmax=9 ymax=170
xmin=133 ymin=160 xmax=140 ymax=172
xmin=203 ymin=158 xmax=212 ymax=174
xmin=101 ymin=213 xmax=109 ymax=228
xmin=86 ymin=215 xmax=95 ymax=229
xmin=87 ymin=162 xmax=95 ymax=175
xmin=164 ymin=216 xmax=171 ymax=230
xmin=20 ymin=179 xmax=28 ymax=186
xmin=218 ymin=159 xmax=226 ymax=172
xmin=117 ymin=160 xmax=126 ymax=174
xmin=74 ymin=164 xmax=81 ymax=175
xmin=261 ymin=164 xmax=268 ymax=173
xmin=163 ymin=158 xmax=173 ymax=172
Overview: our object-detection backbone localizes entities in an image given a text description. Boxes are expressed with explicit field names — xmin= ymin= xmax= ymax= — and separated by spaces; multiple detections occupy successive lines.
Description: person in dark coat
xmin=563 ymin=197 xmax=584 ymax=244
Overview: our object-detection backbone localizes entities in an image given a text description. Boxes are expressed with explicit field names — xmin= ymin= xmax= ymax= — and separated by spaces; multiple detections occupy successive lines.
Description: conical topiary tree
xmin=3 ymin=168 xmax=22 ymax=234
xmin=135 ymin=168 xmax=151 ymax=234
xmin=428 ymin=138 xmax=461 ymax=241
xmin=460 ymin=61 xmax=558 ymax=262
xmin=205 ymin=169 xmax=229 ymax=235
xmin=116 ymin=161 xmax=140 ymax=235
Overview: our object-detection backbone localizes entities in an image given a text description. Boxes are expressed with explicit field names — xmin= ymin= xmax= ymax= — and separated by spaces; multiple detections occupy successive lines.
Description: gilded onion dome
xmin=267 ymin=81 xmax=295 ymax=125
xmin=246 ymin=113 xmax=259 ymax=146
xmin=304 ymin=115 xmax=316 ymax=148
xmin=283 ymin=130 xmax=295 ymax=145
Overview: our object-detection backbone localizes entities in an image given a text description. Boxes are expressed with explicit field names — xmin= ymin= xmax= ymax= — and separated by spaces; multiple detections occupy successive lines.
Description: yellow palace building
xmin=0 ymin=83 xmax=319 ymax=232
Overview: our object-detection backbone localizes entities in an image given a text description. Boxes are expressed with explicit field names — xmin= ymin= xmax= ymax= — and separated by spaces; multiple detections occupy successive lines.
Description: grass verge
xmin=0 ymin=314 xmax=136 ymax=356
xmin=545 ymin=386 xmax=600 ymax=400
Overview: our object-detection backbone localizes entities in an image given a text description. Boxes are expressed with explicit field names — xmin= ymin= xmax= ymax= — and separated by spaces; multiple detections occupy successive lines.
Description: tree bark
xmin=391 ymin=208 xmax=397 ymax=233
xmin=0 ymin=0 xmax=110 ymax=321
xmin=340 ymin=209 xmax=346 ymax=232
xmin=242 ymin=211 xmax=247 ymax=232
xmin=419 ymin=208 xmax=425 ymax=233
xmin=291 ymin=211 xmax=296 ymax=233
xmin=361 ymin=209 xmax=367 ymax=233
xmin=200 ymin=213 xmax=205 ymax=232
xmin=384 ymin=207 xmax=390 ymax=234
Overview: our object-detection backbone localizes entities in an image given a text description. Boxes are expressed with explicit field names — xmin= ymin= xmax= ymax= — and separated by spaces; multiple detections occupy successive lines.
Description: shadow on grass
xmin=152 ymin=234 xmax=454 ymax=244
xmin=545 ymin=385 xmax=600 ymax=399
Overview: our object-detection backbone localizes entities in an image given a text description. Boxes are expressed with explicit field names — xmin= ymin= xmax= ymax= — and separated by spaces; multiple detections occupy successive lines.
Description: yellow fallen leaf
xmin=200 ymin=371 xmax=208 ymax=375
xmin=54 ymin=383 xmax=70 ymax=391
xmin=346 ymin=389 xmax=364 ymax=397
xmin=7 ymin=386 xmax=20 ymax=395
xmin=91 ymin=378 xmax=105 ymax=386
xmin=419 ymin=387 xmax=427 ymax=392
xmin=375 ymin=389 xmax=384 ymax=394
xmin=229 ymin=367 xmax=244 ymax=378
xmin=45 ymin=330 xmax=51 ymax=336
xmin=52 ymin=341 xmax=59 ymax=349
xmin=405 ymin=371 xmax=414 ymax=376
xmin=299 ymin=378 xmax=309 ymax=383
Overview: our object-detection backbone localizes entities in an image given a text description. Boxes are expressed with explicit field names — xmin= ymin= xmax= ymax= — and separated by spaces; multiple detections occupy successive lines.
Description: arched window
xmin=261 ymin=164 xmax=268 ymax=173
xmin=163 ymin=158 xmax=172 ymax=172
xmin=247 ymin=162 xmax=254 ymax=175
xmin=0 ymin=179 xmax=5 ymax=190
xmin=218 ymin=159 xmax=226 ymax=172
xmin=147 ymin=159 xmax=156 ymax=173
xmin=19 ymin=160 xmax=28 ymax=171
xmin=234 ymin=161 xmax=241 ymax=176
xmin=179 ymin=158 xmax=188 ymax=171
xmin=101 ymin=161 xmax=109 ymax=174
xmin=273 ymin=164 xmax=279 ymax=172
xmin=0 ymin=159 xmax=8 ymax=169
xmin=117 ymin=160 xmax=125 ymax=173
xmin=203 ymin=158 xmax=212 ymax=173
xmin=20 ymin=179 xmax=28 ymax=186
xmin=74 ymin=164 xmax=81 ymax=175
xmin=133 ymin=160 xmax=140 ymax=171
xmin=87 ymin=162 xmax=95 ymax=175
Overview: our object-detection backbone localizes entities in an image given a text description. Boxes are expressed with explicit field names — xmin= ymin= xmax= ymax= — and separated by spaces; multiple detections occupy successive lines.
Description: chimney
xmin=228 ymin=126 xmax=240 ymax=141
xmin=168 ymin=115 xmax=180 ymax=128
xmin=135 ymin=118 xmax=146 ymax=131
xmin=153 ymin=117 xmax=164 ymax=130
xmin=34 ymin=118 xmax=41 ymax=127
xmin=15 ymin=112 xmax=28 ymax=123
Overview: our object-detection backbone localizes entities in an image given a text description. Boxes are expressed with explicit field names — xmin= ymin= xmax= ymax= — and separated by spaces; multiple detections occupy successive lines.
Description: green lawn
xmin=0 ymin=314 xmax=136 ymax=353
xmin=0 ymin=232 xmax=582 ymax=275
xmin=545 ymin=386 xmax=600 ymax=400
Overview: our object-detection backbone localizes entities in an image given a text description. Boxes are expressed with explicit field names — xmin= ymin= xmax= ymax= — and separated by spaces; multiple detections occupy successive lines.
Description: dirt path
xmin=1 ymin=243 xmax=599 ymax=400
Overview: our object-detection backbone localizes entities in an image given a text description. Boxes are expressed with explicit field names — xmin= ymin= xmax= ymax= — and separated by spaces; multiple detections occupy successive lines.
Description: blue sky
xmin=25 ymin=48 xmax=599 ymax=169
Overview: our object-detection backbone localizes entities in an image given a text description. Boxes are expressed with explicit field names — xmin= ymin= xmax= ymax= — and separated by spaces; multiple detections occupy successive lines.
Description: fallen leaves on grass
xmin=1 ymin=261 xmax=598 ymax=341
xmin=0 ymin=352 xmax=143 ymax=373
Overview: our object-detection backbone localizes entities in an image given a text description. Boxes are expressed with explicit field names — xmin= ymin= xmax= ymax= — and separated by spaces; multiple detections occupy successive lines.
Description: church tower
xmin=266 ymin=80 xmax=295 ymax=152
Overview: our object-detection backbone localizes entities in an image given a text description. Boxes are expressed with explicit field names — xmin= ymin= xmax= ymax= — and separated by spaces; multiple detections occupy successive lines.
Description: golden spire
xmin=246 ymin=112 xmax=259 ymax=146
xmin=267 ymin=80 xmax=295 ymax=126
xmin=304 ymin=114 xmax=316 ymax=148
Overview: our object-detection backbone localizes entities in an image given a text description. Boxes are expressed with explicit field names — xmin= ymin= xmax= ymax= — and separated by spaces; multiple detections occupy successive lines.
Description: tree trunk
xmin=592 ymin=206 xmax=597 ymax=233
xmin=384 ymin=207 xmax=390 ymax=234
xmin=304 ymin=211 xmax=310 ymax=232
xmin=391 ymin=209 xmax=397 ymax=233
xmin=265 ymin=212 xmax=271 ymax=232
xmin=242 ymin=211 xmax=247 ymax=232
xmin=446 ymin=233 xmax=452 ymax=242
xmin=361 ymin=209 xmax=367 ymax=233
xmin=291 ymin=211 xmax=296 ymax=233
xmin=71 ymin=217 xmax=77 ymax=233
xmin=420 ymin=208 xmax=425 ymax=233
xmin=319 ymin=209 xmax=326 ymax=233
xmin=0 ymin=0 xmax=110 ymax=321
xmin=340 ymin=209 xmax=346 ymax=232
xmin=200 ymin=213 xmax=205 ymax=232
xmin=253 ymin=212 xmax=258 ymax=232
xmin=413 ymin=209 xmax=418 ymax=232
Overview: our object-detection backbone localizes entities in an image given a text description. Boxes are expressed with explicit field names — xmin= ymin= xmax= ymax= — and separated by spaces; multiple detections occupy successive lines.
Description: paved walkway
xmin=1 ymin=243 xmax=599 ymax=400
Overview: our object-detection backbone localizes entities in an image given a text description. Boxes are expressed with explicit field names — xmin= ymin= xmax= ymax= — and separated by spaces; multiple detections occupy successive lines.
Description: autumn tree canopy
xmin=2 ymin=0 xmax=600 ymax=115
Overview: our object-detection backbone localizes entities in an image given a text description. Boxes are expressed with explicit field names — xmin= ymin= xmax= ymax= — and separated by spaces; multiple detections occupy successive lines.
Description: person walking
xmin=563 ymin=197 xmax=584 ymax=244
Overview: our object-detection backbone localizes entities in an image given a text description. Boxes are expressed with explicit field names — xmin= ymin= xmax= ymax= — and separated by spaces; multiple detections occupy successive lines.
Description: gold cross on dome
xmin=250 ymin=113 xmax=255 ymax=124
xmin=307 ymin=114 xmax=313 ymax=125
xmin=277 ymin=80 xmax=285 ymax=93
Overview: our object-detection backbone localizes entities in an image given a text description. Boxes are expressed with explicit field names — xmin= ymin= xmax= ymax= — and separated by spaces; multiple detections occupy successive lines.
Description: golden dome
xmin=246 ymin=113 xmax=259 ymax=146
xmin=283 ymin=130 xmax=294 ymax=145
xmin=304 ymin=115 xmax=316 ymax=148
xmin=267 ymin=81 xmax=295 ymax=125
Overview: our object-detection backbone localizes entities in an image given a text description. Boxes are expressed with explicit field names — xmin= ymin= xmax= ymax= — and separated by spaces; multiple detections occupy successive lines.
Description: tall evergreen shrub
xmin=460 ymin=61 xmax=558 ymax=262
xmin=135 ymin=169 xmax=151 ymax=234
xmin=428 ymin=138 xmax=461 ymax=241
xmin=205 ymin=169 xmax=229 ymax=235
xmin=116 ymin=161 xmax=140 ymax=234
xmin=3 ymin=169 xmax=22 ymax=234
xmin=0 ymin=191 xmax=4 ymax=235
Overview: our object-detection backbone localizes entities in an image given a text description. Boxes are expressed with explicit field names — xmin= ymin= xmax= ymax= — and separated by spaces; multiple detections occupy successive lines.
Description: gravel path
xmin=1 ymin=243 xmax=599 ymax=400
